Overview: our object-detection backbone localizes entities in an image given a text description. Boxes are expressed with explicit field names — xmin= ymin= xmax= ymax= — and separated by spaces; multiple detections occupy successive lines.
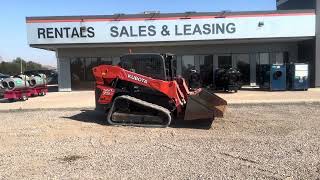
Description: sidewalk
xmin=0 ymin=91 xmax=95 ymax=111
xmin=217 ymin=88 xmax=320 ymax=104
xmin=0 ymin=89 xmax=319 ymax=111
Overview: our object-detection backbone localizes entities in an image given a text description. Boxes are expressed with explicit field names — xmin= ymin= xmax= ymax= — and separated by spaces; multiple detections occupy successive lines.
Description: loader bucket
xmin=184 ymin=89 xmax=227 ymax=121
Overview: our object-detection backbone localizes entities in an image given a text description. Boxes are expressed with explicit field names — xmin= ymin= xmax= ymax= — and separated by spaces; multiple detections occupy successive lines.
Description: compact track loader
xmin=93 ymin=53 xmax=227 ymax=127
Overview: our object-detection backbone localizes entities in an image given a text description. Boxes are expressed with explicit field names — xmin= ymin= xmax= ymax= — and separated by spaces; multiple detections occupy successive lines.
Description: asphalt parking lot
xmin=0 ymin=103 xmax=319 ymax=179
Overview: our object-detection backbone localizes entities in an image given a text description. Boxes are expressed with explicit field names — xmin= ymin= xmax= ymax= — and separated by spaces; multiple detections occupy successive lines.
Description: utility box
xmin=287 ymin=63 xmax=309 ymax=90
xmin=270 ymin=64 xmax=287 ymax=91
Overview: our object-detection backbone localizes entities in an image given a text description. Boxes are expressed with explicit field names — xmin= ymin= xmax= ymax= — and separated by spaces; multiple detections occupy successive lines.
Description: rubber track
xmin=107 ymin=95 xmax=172 ymax=128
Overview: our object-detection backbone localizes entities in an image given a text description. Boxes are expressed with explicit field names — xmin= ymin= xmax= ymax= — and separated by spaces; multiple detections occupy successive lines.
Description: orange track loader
xmin=93 ymin=53 xmax=227 ymax=127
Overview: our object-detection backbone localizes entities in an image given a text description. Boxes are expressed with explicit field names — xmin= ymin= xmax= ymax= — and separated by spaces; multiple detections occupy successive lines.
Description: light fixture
xmin=215 ymin=10 xmax=231 ymax=19
xmin=113 ymin=13 xmax=125 ymax=21
xmin=144 ymin=11 xmax=160 ymax=20
xmin=258 ymin=21 xmax=264 ymax=27
xmin=80 ymin=19 xmax=86 ymax=31
xmin=180 ymin=11 xmax=196 ymax=19
xmin=80 ymin=26 xmax=86 ymax=32
xmin=143 ymin=11 xmax=160 ymax=15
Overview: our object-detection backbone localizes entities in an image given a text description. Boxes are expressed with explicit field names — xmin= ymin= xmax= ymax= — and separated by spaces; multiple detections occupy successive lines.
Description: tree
xmin=0 ymin=57 xmax=47 ymax=75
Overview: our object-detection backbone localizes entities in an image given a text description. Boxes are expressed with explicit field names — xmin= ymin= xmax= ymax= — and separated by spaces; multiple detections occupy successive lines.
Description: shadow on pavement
xmin=0 ymin=98 xmax=16 ymax=103
xmin=62 ymin=109 xmax=108 ymax=126
xmin=171 ymin=119 xmax=213 ymax=130
xmin=63 ymin=109 xmax=212 ymax=130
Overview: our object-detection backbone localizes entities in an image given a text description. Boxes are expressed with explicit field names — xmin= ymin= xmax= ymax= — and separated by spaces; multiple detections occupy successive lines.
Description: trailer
xmin=4 ymin=88 xmax=31 ymax=102
xmin=30 ymin=85 xmax=48 ymax=97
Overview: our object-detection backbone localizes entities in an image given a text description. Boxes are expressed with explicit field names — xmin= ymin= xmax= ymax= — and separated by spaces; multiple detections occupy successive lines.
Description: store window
xmin=178 ymin=55 xmax=214 ymax=87
xmin=259 ymin=53 xmax=269 ymax=65
xmin=70 ymin=58 xmax=85 ymax=81
xmin=112 ymin=57 xmax=120 ymax=65
xmin=85 ymin=58 xmax=97 ymax=81
xmin=218 ymin=55 xmax=232 ymax=69
xmin=233 ymin=54 xmax=250 ymax=85
xmin=199 ymin=55 xmax=214 ymax=87
xmin=270 ymin=52 xmax=288 ymax=64
xmin=100 ymin=57 xmax=113 ymax=65
xmin=181 ymin=55 xmax=196 ymax=78
xmin=70 ymin=57 xmax=115 ymax=90
xmin=256 ymin=53 xmax=270 ymax=87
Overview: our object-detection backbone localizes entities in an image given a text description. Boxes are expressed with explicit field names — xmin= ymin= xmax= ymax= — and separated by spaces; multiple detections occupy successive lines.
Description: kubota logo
xmin=127 ymin=74 xmax=148 ymax=84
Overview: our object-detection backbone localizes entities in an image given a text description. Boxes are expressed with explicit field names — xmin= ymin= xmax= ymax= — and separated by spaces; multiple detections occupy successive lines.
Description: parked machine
xmin=1 ymin=76 xmax=31 ymax=101
xmin=0 ymin=74 xmax=9 ymax=98
xmin=259 ymin=64 xmax=286 ymax=91
xmin=29 ymin=74 xmax=48 ymax=96
xmin=214 ymin=68 xmax=241 ymax=92
xmin=270 ymin=64 xmax=287 ymax=91
xmin=24 ymin=69 xmax=58 ymax=85
xmin=1 ymin=73 xmax=48 ymax=102
xmin=187 ymin=69 xmax=202 ymax=89
xmin=287 ymin=63 xmax=309 ymax=91
xmin=93 ymin=53 xmax=227 ymax=128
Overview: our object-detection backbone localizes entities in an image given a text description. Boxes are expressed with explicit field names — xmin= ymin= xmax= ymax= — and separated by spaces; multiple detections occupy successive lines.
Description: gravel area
xmin=0 ymin=104 xmax=320 ymax=179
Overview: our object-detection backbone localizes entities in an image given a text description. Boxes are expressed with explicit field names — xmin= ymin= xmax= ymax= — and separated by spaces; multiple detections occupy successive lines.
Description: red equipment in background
xmin=4 ymin=89 xmax=31 ymax=102
xmin=28 ymin=74 xmax=48 ymax=97
xmin=2 ymin=74 xmax=48 ymax=102
xmin=29 ymin=85 xmax=48 ymax=97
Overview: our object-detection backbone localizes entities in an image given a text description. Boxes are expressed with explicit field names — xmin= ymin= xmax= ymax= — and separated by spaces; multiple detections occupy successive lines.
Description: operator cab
xmin=119 ymin=53 xmax=177 ymax=81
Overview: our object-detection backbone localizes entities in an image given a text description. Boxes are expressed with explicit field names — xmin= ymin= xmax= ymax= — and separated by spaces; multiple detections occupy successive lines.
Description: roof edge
xmin=26 ymin=9 xmax=315 ymax=21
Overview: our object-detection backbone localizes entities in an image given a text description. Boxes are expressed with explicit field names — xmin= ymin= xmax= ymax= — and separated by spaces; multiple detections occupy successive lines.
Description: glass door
xmin=181 ymin=55 xmax=196 ymax=78
xmin=199 ymin=55 xmax=214 ymax=87
xmin=218 ymin=55 xmax=232 ymax=69
xmin=257 ymin=53 xmax=270 ymax=88
xmin=233 ymin=54 xmax=250 ymax=85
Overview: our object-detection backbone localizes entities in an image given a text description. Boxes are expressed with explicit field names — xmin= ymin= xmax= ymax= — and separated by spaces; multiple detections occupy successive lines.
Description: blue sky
xmin=0 ymin=0 xmax=276 ymax=66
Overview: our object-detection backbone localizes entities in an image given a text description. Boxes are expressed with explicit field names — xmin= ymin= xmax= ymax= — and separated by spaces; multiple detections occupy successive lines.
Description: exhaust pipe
xmin=1 ymin=77 xmax=29 ymax=91
xmin=8 ymin=81 xmax=15 ymax=89
xmin=1 ymin=80 xmax=9 ymax=89
xmin=2 ymin=79 xmax=13 ymax=90
xmin=29 ymin=74 xmax=47 ymax=87
xmin=29 ymin=79 xmax=36 ymax=87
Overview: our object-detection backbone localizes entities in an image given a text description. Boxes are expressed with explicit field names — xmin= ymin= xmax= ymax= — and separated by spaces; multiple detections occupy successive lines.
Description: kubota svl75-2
xmin=93 ymin=53 xmax=227 ymax=128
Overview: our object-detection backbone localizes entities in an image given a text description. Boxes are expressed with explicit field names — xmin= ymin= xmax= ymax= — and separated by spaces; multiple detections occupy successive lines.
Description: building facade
xmin=26 ymin=0 xmax=320 ymax=91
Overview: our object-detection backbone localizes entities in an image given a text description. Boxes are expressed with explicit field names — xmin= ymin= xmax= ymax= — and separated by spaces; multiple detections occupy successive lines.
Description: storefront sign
xmin=26 ymin=13 xmax=315 ymax=44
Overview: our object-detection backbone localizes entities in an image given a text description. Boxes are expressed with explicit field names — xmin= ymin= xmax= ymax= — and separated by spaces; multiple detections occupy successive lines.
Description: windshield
xmin=120 ymin=54 xmax=165 ymax=80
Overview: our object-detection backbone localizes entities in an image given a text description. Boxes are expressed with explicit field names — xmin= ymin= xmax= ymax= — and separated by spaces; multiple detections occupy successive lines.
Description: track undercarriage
xmin=107 ymin=95 xmax=172 ymax=127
